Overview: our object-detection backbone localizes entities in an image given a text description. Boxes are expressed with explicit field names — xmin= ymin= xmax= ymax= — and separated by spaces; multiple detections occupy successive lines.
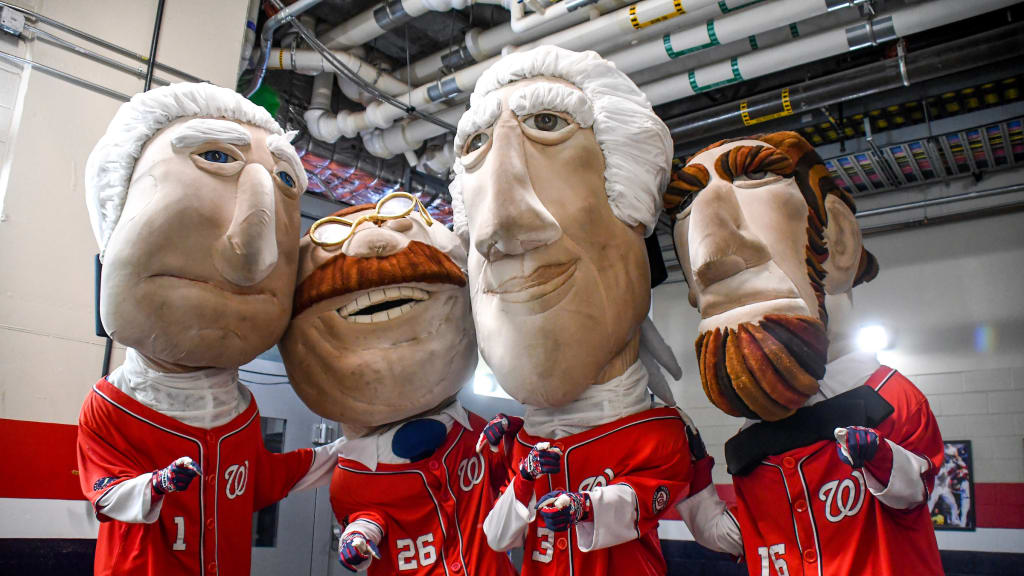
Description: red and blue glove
xmin=520 ymin=442 xmax=562 ymax=481
xmin=476 ymin=413 xmax=511 ymax=453
xmin=835 ymin=426 xmax=894 ymax=484
xmin=538 ymin=490 xmax=592 ymax=532
xmin=684 ymin=424 xmax=716 ymax=497
xmin=339 ymin=531 xmax=380 ymax=572
xmin=151 ymin=456 xmax=201 ymax=496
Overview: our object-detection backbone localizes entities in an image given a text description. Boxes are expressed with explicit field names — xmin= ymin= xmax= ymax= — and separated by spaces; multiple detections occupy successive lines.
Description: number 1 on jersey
xmin=172 ymin=516 xmax=186 ymax=551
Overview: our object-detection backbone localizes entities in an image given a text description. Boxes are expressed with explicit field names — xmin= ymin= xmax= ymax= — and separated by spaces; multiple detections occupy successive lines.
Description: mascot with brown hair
xmin=278 ymin=195 xmax=517 ymax=576
xmin=668 ymin=132 xmax=945 ymax=575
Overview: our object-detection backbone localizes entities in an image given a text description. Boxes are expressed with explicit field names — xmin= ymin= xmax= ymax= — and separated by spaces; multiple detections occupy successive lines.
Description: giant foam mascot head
xmin=449 ymin=46 xmax=677 ymax=408
xmin=665 ymin=131 xmax=878 ymax=421
xmin=86 ymin=82 xmax=308 ymax=371
xmin=279 ymin=196 xmax=476 ymax=437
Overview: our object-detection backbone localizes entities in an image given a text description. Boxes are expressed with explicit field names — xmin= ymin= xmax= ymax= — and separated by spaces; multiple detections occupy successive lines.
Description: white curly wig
xmin=85 ymin=82 xmax=291 ymax=260
xmin=448 ymin=46 xmax=673 ymax=240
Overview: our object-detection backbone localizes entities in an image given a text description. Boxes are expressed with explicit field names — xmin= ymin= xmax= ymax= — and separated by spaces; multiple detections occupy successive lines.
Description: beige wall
xmin=0 ymin=0 xmax=249 ymax=424
xmin=653 ymin=210 xmax=1024 ymax=485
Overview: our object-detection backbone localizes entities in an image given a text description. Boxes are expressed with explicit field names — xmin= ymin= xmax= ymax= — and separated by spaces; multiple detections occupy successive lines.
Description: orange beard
xmin=696 ymin=314 xmax=828 ymax=421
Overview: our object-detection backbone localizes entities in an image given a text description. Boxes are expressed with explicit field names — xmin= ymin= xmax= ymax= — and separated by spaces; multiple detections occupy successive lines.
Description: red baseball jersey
xmin=77 ymin=378 xmax=314 ymax=576
xmin=330 ymin=412 xmax=518 ymax=576
xmin=732 ymin=368 xmax=944 ymax=576
xmin=513 ymin=407 xmax=693 ymax=576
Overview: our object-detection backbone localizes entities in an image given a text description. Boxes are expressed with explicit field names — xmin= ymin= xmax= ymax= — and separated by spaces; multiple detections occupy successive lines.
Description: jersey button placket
xmin=803 ymin=548 xmax=817 ymax=563
xmin=450 ymin=560 xmax=463 ymax=573
xmin=207 ymin=561 xmax=217 ymax=573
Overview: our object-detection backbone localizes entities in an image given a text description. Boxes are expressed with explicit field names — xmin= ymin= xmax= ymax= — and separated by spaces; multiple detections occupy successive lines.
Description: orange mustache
xmin=293 ymin=240 xmax=466 ymax=317
xmin=697 ymin=314 xmax=828 ymax=421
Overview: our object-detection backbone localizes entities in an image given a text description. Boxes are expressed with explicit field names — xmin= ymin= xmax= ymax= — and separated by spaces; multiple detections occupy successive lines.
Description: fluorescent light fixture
xmin=856 ymin=324 xmax=890 ymax=353
xmin=472 ymin=354 xmax=513 ymax=399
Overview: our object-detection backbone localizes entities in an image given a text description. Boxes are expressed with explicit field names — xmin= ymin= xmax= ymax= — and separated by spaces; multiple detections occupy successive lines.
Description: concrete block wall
xmin=911 ymin=368 xmax=1024 ymax=482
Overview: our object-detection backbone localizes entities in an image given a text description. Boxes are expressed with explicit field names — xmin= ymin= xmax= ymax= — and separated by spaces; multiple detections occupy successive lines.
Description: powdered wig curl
xmin=449 ymin=46 xmax=673 ymax=240
xmin=85 ymin=82 xmax=294 ymax=259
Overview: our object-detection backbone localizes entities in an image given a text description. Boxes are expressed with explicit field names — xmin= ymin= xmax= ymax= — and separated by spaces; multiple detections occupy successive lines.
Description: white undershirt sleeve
xmin=576 ymin=484 xmax=640 ymax=552
xmin=341 ymin=519 xmax=384 ymax=572
xmin=674 ymin=484 xmax=744 ymax=556
xmin=95 ymin=473 xmax=163 ymax=524
xmin=292 ymin=439 xmax=342 ymax=492
xmin=483 ymin=481 xmax=535 ymax=551
xmin=864 ymin=439 xmax=931 ymax=509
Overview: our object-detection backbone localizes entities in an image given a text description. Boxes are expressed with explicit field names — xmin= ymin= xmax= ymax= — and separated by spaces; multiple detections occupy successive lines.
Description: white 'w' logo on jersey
xmin=458 ymin=454 xmax=485 ymax=492
xmin=224 ymin=460 xmax=249 ymax=500
xmin=818 ymin=470 xmax=866 ymax=522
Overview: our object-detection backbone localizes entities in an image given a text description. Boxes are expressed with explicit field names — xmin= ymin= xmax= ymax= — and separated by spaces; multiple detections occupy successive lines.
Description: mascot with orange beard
xmin=279 ymin=195 xmax=517 ymax=576
xmin=667 ymin=132 xmax=945 ymax=575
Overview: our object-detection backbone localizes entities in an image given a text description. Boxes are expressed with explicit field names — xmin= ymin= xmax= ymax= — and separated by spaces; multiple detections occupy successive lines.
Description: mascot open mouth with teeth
xmin=669 ymin=132 xmax=945 ymax=576
xmin=279 ymin=196 xmax=517 ymax=575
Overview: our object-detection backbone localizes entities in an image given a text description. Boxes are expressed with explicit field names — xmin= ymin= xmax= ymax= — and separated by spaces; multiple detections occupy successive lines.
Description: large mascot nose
xmin=213 ymin=162 xmax=278 ymax=286
xmin=468 ymin=116 xmax=561 ymax=262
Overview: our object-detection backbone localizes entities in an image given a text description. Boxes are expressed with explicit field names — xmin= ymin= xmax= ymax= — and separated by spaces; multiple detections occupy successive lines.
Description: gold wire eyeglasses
xmin=308 ymin=191 xmax=434 ymax=248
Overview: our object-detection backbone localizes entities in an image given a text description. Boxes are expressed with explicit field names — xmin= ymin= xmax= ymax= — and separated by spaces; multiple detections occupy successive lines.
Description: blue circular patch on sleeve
xmin=392 ymin=419 xmax=448 ymax=462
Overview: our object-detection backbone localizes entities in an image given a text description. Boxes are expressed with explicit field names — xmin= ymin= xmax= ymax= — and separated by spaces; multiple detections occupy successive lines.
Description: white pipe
xmin=305 ymin=73 xmax=346 ymax=142
xmin=627 ymin=4 xmax=860 ymax=86
xmin=362 ymin=105 xmax=466 ymax=158
xmin=641 ymin=0 xmax=1019 ymax=105
xmin=609 ymin=0 xmax=854 ymax=73
xmin=349 ymin=0 xmax=717 ymax=137
xmin=395 ymin=0 xmax=629 ymax=85
xmin=321 ymin=0 xmax=471 ymax=50
xmin=238 ymin=0 xmax=261 ymax=76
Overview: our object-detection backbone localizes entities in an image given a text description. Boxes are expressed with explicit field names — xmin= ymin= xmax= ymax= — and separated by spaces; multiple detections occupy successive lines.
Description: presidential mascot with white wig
xmin=278 ymin=197 xmax=518 ymax=576
xmin=449 ymin=46 xmax=697 ymax=575
xmin=76 ymin=83 xmax=338 ymax=576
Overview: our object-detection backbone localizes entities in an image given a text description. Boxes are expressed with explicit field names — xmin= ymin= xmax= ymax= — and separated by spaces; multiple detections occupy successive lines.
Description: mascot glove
xmin=835 ymin=426 xmax=894 ymax=485
xmin=476 ymin=413 xmax=511 ymax=453
xmin=688 ymin=456 xmax=716 ymax=498
xmin=339 ymin=531 xmax=381 ymax=572
xmin=538 ymin=490 xmax=592 ymax=532
xmin=151 ymin=456 xmax=202 ymax=496
xmin=519 ymin=442 xmax=562 ymax=481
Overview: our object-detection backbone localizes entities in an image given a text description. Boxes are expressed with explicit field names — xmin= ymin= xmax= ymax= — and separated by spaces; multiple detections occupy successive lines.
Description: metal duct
xmin=663 ymin=22 xmax=1024 ymax=142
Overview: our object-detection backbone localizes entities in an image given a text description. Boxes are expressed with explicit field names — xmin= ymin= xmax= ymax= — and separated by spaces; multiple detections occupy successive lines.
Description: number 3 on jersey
xmin=758 ymin=544 xmax=789 ymax=576
xmin=396 ymin=534 xmax=437 ymax=570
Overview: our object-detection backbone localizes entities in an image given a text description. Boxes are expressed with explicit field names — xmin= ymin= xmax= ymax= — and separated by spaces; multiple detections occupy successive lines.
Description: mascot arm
xmin=483 ymin=479 xmax=536 ymax=551
xmin=845 ymin=398 xmax=943 ymax=510
xmin=252 ymin=440 xmax=315 ymax=510
xmin=77 ymin=411 xmax=163 ymax=523
xmin=291 ymin=438 xmax=344 ymax=492
xmin=340 ymin=512 xmax=387 ymax=571
xmin=675 ymin=484 xmax=744 ymax=556
xmin=577 ymin=446 xmax=693 ymax=552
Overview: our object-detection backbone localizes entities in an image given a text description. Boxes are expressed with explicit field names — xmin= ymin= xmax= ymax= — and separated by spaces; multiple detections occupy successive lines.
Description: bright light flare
xmin=856 ymin=324 xmax=890 ymax=353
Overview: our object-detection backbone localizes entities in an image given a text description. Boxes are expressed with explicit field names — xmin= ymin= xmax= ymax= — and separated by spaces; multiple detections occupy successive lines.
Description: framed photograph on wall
xmin=930 ymin=440 xmax=976 ymax=531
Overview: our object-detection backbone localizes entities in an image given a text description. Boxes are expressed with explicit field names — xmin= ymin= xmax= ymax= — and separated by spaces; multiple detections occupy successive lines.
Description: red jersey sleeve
xmin=613 ymin=427 xmax=693 ymax=535
xmin=881 ymin=374 xmax=944 ymax=490
xmin=253 ymin=440 xmax=314 ymax=511
xmin=77 ymin=393 xmax=144 ymax=519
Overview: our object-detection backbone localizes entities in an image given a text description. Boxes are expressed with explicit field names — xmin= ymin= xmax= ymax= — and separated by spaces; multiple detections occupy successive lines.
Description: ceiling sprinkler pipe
xmin=362 ymin=105 xmax=465 ymax=158
xmin=662 ymin=23 xmax=1024 ymax=141
xmin=320 ymin=0 xmax=471 ymax=50
xmin=641 ymin=0 xmax=1021 ymax=106
xmin=608 ymin=0 xmax=860 ymax=74
xmin=243 ymin=0 xmax=322 ymax=98
xmin=394 ymin=0 xmax=630 ymax=85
